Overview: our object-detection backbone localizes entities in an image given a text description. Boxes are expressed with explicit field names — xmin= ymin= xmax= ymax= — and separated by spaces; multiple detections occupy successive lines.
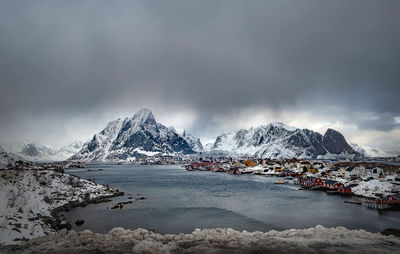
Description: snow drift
xmin=5 ymin=225 xmax=400 ymax=254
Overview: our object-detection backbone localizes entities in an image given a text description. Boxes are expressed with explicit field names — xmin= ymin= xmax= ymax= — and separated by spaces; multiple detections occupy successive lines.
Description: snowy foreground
xmin=2 ymin=225 xmax=400 ymax=254
xmin=0 ymin=170 xmax=120 ymax=245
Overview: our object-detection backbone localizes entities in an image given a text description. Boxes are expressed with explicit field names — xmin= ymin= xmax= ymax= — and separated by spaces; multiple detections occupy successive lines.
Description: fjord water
xmin=65 ymin=164 xmax=400 ymax=234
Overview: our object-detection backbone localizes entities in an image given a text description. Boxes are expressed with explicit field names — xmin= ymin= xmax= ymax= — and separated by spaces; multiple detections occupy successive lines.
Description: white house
xmin=361 ymin=167 xmax=384 ymax=179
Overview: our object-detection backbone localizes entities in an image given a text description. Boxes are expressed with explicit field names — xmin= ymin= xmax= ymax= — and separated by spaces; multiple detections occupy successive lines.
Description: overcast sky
xmin=0 ymin=0 xmax=399 ymax=154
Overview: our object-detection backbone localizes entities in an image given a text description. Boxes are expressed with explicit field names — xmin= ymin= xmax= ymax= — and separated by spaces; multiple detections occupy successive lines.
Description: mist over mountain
xmin=7 ymin=141 xmax=84 ymax=162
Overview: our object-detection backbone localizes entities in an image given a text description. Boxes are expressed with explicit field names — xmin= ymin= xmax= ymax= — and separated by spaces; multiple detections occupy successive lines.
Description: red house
xmin=314 ymin=178 xmax=325 ymax=186
xmin=323 ymin=180 xmax=344 ymax=190
xmin=338 ymin=186 xmax=352 ymax=194
xmin=387 ymin=194 xmax=400 ymax=204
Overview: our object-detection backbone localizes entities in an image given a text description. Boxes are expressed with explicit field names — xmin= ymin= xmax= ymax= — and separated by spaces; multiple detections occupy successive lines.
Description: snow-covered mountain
xmin=182 ymin=130 xmax=203 ymax=152
xmin=9 ymin=141 xmax=84 ymax=162
xmin=70 ymin=108 xmax=197 ymax=162
xmin=203 ymin=143 xmax=213 ymax=151
xmin=56 ymin=141 xmax=85 ymax=159
xmin=210 ymin=122 xmax=360 ymax=159
xmin=350 ymin=143 xmax=395 ymax=158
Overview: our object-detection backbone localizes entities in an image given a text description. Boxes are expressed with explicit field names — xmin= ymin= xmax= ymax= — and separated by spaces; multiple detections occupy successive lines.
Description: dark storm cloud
xmin=0 ymin=0 xmax=399 ymax=149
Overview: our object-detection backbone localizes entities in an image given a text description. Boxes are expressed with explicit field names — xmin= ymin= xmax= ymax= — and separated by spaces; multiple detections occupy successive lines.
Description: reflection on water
xmin=64 ymin=164 xmax=400 ymax=234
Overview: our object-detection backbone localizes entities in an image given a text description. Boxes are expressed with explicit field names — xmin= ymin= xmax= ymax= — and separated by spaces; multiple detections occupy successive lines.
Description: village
xmin=184 ymin=158 xmax=400 ymax=210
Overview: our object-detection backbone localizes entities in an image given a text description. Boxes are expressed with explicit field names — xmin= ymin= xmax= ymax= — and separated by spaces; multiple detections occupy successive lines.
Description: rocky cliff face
xmin=70 ymin=108 xmax=198 ymax=162
xmin=323 ymin=128 xmax=355 ymax=154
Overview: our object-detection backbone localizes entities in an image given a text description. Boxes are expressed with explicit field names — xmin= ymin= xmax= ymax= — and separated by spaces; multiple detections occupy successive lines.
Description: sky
xmin=0 ymin=0 xmax=399 ymax=155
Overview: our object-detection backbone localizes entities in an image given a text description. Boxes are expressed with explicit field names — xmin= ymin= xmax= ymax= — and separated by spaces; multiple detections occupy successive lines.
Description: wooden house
xmin=338 ymin=186 xmax=352 ymax=194
xmin=323 ymin=180 xmax=344 ymax=190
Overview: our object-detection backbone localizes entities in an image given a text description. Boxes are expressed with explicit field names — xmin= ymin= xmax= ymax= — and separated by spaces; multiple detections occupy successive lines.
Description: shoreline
xmin=0 ymin=169 xmax=124 ymax=245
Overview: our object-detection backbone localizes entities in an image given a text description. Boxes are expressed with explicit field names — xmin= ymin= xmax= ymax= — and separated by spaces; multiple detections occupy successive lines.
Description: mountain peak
xmin=268 ymin=122 xmax=297 ymax=132
xmin=323 ymin=128 xmax=356 ymax=155
xmin=325 ymin=128 xmax=338 ymax=134
xmin=132 ymin=108 xmax=156 ymax=124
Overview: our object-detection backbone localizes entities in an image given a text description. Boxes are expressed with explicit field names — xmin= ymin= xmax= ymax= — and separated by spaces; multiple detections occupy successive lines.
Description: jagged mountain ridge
xmin=70 ymin=109 xmax=197 ymax=162
xmin=210 ymin=122 xmax=360 ymax=159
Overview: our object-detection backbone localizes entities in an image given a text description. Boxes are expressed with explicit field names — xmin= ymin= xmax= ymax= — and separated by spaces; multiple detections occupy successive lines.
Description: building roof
xmin=325 ymin=180 xmax=337 ymax=185
xmin=388 ymin=194 xmax=400 ymax=200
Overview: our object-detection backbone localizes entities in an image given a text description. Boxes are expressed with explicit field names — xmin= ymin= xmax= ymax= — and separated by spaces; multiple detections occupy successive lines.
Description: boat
xmin=326 ymin=190 xmax=339 ymax=195
xmin=274 ymin=181 xmax=289 ymax=184
xmin=184 ymin=165 xmax=195 ymax=171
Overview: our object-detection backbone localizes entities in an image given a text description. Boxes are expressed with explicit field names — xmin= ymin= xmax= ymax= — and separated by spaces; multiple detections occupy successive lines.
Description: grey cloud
xmin=0 ymin=0 xmax=399 ymax=152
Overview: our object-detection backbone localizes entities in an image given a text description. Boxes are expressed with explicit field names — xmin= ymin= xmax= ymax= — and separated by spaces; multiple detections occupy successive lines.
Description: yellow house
xmin=308 ymin=168 xmax=318 ymax=174
xmin=275 ymin=167 xmax=283 ymax=172
xmin=245 ymin=160 xmax=257 ymax=167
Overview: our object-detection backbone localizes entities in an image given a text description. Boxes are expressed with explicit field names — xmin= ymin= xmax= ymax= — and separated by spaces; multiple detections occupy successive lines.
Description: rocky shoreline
xmin=47 ymin=190 xmax=125 ymax=233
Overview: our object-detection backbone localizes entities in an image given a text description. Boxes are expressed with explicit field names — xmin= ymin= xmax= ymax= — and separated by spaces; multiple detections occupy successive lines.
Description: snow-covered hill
xmin=0 ymin=170 xmax=119 ymax=245
xmin=70 ymin=108 xmax=197 ymax=162
xmin=210 ymin=122 xmax=360 ymax=159
xmin=8 ymin=141 xmax=84 ymax=162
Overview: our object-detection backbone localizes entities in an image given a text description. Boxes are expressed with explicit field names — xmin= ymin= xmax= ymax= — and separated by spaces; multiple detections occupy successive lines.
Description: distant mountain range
xmin=208 ymin=122 xmax=360 ymax=160
xmin=3 ymin=108 xmax=393 ymax=162
xmin=6 ymin=141 xmax=83 ymax=162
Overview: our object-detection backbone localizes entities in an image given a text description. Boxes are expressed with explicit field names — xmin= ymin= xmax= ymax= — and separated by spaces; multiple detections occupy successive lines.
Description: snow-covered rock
xmin=0 ymin=170 xmax=118 ymax=245
xmin=70 ymin=108 xmax=197 ymax=162
xmin=10 ymin=225 xmax=400 ymax=254
xmin=210 ymin=123 xmax=359 ymax=159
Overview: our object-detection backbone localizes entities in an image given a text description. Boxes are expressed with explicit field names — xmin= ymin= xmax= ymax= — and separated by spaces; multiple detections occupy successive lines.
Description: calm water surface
xmin=64 ymin=164 xmax=400 ymax=234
